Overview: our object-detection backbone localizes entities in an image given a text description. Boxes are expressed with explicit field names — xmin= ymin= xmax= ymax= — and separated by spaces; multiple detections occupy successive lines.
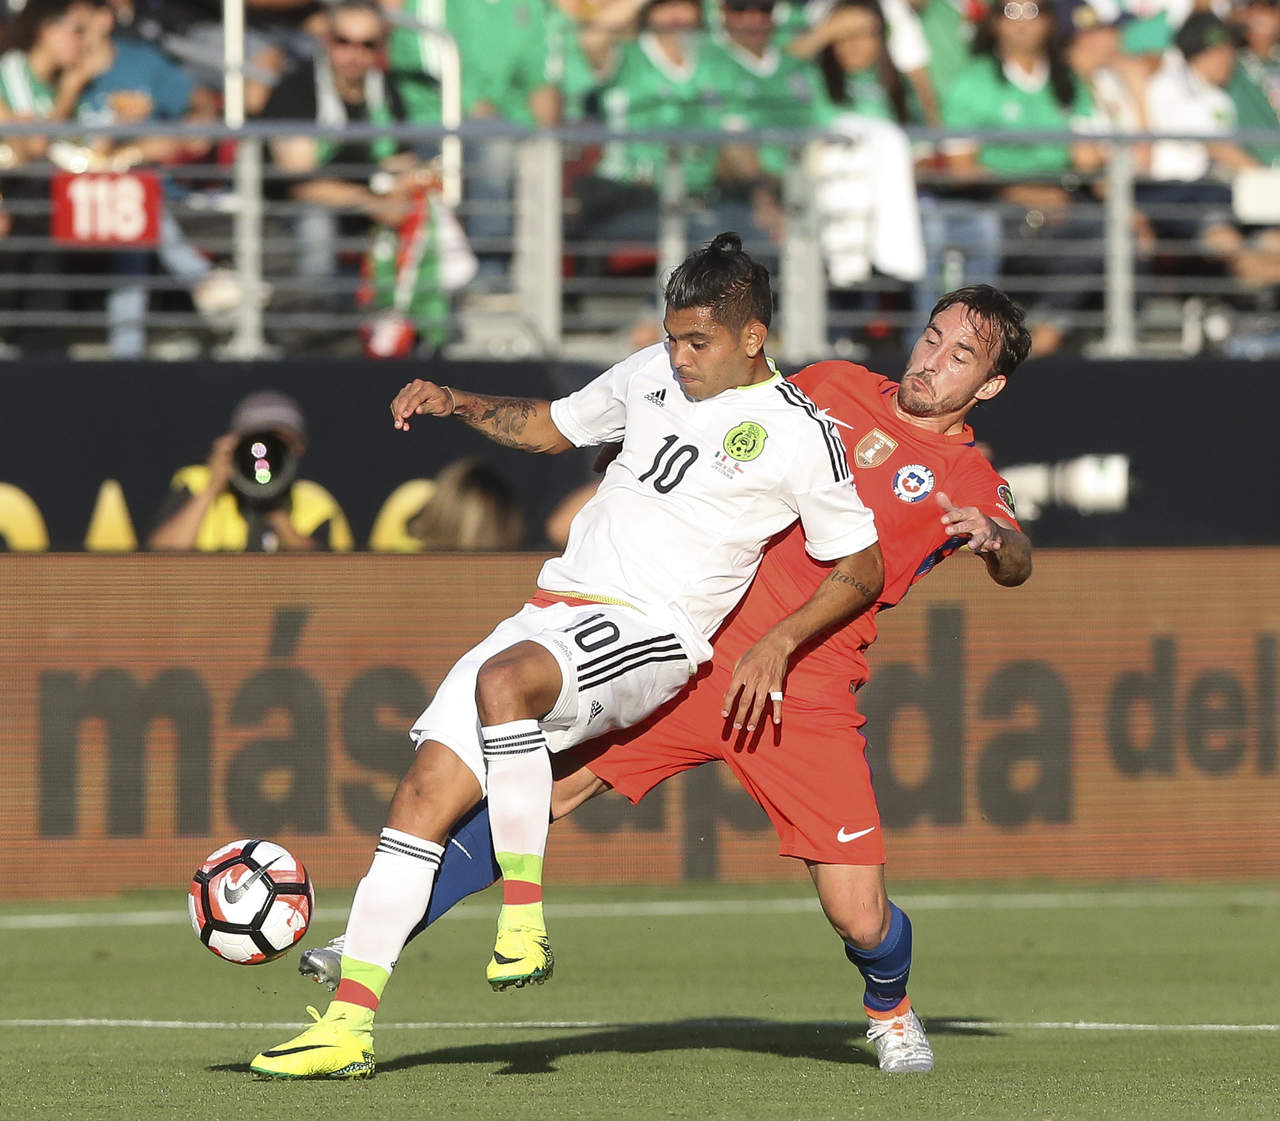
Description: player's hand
xmin=391 ymin=380 xmax=455 ymax=430
xmin=937 ymin=491 xmax=1002 ymax=554
xmin=722 ymin=635 xmax=790 ymax=732
xmin=205 ymin=432 xmax=237 ymax=492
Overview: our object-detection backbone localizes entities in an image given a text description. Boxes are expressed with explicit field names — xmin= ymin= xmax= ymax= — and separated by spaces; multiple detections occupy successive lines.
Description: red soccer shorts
xmin=580 ymin=662 xmax=886 ymax=866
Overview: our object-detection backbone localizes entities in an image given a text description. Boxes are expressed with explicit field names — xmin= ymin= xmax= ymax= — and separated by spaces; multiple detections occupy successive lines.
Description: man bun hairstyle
xmin=930 ymin=284 xmax=1032 ymax=381
xmin=664 ymin=232 xmax=774 ymax=331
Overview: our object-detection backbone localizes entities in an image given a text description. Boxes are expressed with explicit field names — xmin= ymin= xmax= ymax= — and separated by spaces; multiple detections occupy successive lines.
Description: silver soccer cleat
xmin=298 ymin=935 xmax=345 ymax=992
xmin=866 ymin=1007 xmax=935 ymax=1073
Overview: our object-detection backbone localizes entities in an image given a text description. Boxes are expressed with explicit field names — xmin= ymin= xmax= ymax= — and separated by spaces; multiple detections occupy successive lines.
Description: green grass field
xmin=4 ymin=881 xmax=1278 ymax=1121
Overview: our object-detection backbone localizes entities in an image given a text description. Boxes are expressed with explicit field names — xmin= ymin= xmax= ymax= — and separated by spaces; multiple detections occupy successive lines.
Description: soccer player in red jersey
xmin=299 ymin=284 xmax=1033 ymax=1074
xmin=559 ymin=284 xmax=1033 ymax=1071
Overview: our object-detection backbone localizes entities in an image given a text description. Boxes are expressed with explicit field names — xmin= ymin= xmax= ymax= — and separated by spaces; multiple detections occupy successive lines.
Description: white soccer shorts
xmin=408 ymin=601 xmax=694 ymax=792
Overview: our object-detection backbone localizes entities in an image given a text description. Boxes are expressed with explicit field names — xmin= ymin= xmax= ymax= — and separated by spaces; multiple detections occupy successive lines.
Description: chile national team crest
xmin=892 ymin=463 xmax=935 ymax=503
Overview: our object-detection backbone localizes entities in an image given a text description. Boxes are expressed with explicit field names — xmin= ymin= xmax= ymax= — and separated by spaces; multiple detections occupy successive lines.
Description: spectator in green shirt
xmin=941 ymin=0 xmax=1106 ymax=354
xmin=813 ymin=0 xmax=916 ymax=123
xmin=791 ymin=0 xmax=942 ymax=125
xmin=909 ymin=0 xmax=980 ymax=104
xmin=944 ymin=1 xmax=1096 ymax=177
xmin=570 ymin=0 xmax=723 ymax=255
xmin=389 ymin=0 xmax=562 ymax=276
xmin=702 ymin=0 xmax=810 ymax=39
xmin=388 ymin=0 xmax=560 ymax=126
xmin=698 ymin=0 xmax=832 ymax=252
xmin=1228 ymin=0 xmax=1280 ymax=165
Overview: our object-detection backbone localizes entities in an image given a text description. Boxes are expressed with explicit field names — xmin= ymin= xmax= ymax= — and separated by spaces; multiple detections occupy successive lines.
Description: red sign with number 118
xmin=50 ymin=171 xmax=162 ymax=247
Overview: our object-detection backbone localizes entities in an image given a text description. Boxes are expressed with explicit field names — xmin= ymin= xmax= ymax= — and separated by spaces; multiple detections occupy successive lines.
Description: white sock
xmin=481 ymin=719 xmax=552 ymax=864
xmin=342 ymin=828 xmax=444 ymax=971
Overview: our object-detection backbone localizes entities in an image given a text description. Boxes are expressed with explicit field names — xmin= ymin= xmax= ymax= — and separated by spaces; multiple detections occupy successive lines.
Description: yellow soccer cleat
xmin=486 ymin=926 xmax=555 ymax=991
xmin=250 ymin=1005 xmax=375 ymax=1080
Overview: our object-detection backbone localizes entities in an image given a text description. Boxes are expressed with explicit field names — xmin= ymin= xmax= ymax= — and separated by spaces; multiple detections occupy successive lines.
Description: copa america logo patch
xmin=892 ymin=464 xmax=935 ymax=503
xmin=997 ymin=484 xmax=1017 ymax=517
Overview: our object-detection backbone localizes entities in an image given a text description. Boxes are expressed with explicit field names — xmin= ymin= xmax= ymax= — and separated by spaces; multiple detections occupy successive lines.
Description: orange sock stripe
xmin=334 ymin=979 xmax=379 ymax=1011
xmin=503 ymin=879 xmax=543 ymax=905
xmin=866 ymin=996 xmax=911 ymax=1021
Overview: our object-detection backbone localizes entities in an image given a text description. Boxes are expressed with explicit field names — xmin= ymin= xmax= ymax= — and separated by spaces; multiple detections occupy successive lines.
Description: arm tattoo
xmin=827 ymin=569 xmax=877 ymax=600
xmin=456 ymin=395 xmax=541 ymax=449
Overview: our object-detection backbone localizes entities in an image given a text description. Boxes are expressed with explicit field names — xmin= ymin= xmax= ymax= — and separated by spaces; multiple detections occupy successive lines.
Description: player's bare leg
xmin=250 ymin=744 xmax=481 ymax=1078
xmin=474 ymin=641 xmax=564 ymax=990
xmin=385 ymin=737 xmax=487 ymax=838
xmin=809 ymin=862 xmax=934 ymax=1073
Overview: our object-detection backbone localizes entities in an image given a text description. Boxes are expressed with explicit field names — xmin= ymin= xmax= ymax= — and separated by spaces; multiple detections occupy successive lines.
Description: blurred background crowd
xmin=0 ymin=0 xmax=1277 ymax=361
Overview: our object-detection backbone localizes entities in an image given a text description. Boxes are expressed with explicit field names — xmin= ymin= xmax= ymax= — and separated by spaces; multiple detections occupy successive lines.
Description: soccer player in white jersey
xmin=250 ymin=233 xmax=885 ymax=1080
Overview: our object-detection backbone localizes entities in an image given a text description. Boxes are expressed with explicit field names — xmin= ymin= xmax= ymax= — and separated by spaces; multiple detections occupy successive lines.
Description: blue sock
xmin=404 ymin=801 xmax=500 ymax=945
xmin=843 ymin=901 xmax=912 ymax=1013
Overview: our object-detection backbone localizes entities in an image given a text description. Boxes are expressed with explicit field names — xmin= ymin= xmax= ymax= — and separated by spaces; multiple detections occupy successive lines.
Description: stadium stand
xmin=0 ymin=0 xmax=1275 ymax=359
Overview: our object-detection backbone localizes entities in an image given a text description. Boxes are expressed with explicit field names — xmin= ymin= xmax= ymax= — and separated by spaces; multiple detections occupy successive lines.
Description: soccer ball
xmin=188 ymin=839 xmax=315 ymax=964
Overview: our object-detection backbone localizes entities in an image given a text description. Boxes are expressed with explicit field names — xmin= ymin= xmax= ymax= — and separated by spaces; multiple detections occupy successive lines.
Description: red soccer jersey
xmin=710 ymin=361 xmax=1020 ymax=705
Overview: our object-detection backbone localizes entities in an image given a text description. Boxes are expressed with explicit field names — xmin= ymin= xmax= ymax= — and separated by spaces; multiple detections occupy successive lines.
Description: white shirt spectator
xmin=1144 ymin=49 xmax=1237 ymax=180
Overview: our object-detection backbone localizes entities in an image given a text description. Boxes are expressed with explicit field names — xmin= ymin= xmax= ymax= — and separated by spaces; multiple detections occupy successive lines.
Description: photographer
xmin=147 ymin=391 xmax=353 ymax=552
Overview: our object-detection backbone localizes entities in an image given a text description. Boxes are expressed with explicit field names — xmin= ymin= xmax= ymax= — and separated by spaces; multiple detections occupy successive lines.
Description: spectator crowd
xmin=1 ymin=0 xmax=1279 ymax=357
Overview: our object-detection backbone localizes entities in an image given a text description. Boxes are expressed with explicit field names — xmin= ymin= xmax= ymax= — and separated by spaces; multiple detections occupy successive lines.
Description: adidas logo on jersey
xmin=588 ymin=700 xmax=604 ymax=722
xmin=643 ymin=388 xmax=667 ymax=407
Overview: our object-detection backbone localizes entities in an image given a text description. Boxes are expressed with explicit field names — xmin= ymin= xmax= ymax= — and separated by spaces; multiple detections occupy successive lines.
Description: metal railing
xmin=1 ymin=119 xmax=1278 ymax=362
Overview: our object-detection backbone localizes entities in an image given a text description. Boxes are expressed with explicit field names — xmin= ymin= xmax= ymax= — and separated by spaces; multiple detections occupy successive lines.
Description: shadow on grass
xmin=926 ymin=1018 xmax=1002 ymax=1036
xmin=208 ymin=1015 xmax=1001 ymax=1077
xmin=383 ymin=1017 xmax=876 ymax=1075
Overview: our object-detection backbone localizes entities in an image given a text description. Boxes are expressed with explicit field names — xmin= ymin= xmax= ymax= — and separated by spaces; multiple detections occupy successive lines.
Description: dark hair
xmin=328 ymin=0 xmax=386 ymax=24
xmin=930 ymin=285 xmax=1032 ymax=380
xmin=663 ymin=232 xmax=773 ymax=330
xmin=1175 ymin=12 xmax=1239 ymax=59
xmin=819 ymin=0 xmax=911 ymax=125
xmin=5 ymin=0 xmax=83 ymax=53
xmin=640 ymin=0 xmax=705 ymax=28
xmin=971 ymin=0 xmax=1079 ymax=110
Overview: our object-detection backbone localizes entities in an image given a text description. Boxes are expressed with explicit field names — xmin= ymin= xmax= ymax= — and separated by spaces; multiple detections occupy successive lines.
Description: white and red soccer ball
xmin=188 ymin=839 xmax=314 ymax=964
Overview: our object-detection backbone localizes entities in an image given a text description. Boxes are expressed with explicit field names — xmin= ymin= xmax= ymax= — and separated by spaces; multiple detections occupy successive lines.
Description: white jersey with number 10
xmin=540 ymin=342 xmax=878 ymax=664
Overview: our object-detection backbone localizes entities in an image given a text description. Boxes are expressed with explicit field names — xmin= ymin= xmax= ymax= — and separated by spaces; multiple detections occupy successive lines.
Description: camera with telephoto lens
xmin=230 ymin=429 xmax=299 ymax=507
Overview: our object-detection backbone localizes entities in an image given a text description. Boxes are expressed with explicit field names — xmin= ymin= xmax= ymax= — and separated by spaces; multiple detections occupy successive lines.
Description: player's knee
xmin=474 ymin=648 xmax=547 ymax=726
xmin=387 ymin=742 xmax=482 ymax=838
xmin=827 ymin=895 xmax=891 ymax=950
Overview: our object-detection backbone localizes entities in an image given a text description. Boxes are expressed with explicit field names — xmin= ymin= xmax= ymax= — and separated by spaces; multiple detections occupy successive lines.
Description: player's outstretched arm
xmin=937 ymin=491 xmax=1032 ymax=587
xmin=722 ymin=541 xmax=885 ymax=731
xmin=390 ymin=379 xmax=573 ymax=454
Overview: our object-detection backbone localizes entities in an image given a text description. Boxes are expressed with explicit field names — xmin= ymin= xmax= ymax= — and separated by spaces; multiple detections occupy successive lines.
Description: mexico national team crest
xmin=723 ymin=421 xmax=767 ymax=462
xmin=854 ymin=428 xmax=898 ymax=469
xmin=893 ymin=463 xmax=935 ymax=503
